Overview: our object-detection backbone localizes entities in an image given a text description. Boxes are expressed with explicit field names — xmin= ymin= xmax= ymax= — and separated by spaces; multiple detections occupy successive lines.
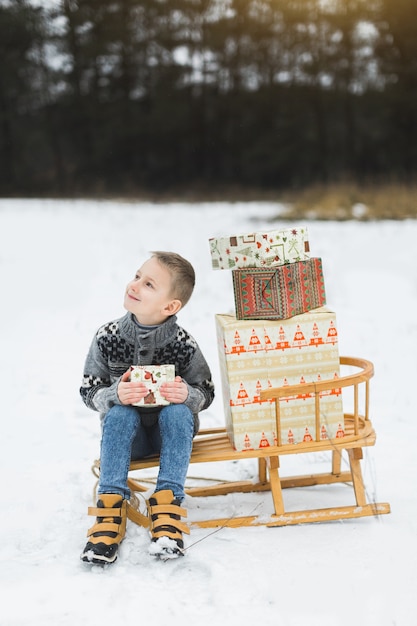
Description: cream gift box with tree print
xmin=216 ymin=307 xmax=344 ymax=451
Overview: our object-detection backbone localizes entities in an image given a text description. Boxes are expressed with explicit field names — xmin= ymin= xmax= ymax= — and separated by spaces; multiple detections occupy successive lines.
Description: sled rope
xmin=183 ymin=501 xmax=264 ymax=553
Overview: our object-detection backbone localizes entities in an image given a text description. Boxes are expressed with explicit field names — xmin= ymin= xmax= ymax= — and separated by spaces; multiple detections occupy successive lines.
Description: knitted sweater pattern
xmin=80 ymin=312 xmax=214 ymax=428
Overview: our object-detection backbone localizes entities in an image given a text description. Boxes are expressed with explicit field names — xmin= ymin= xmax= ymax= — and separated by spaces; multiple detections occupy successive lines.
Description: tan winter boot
xmin=147 ymin=489 xmax=190 ymax=559
xmin=81 ymin=494 xmax=127 ymax=565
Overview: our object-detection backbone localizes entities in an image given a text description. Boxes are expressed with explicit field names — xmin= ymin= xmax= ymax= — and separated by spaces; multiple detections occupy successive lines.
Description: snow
xmin=1 ymin=198 xmax=416 ymax=626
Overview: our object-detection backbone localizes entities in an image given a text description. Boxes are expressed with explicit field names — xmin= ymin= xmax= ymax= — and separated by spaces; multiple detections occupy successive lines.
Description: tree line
xmin=1 ymin=0 xmax=416 ymax=196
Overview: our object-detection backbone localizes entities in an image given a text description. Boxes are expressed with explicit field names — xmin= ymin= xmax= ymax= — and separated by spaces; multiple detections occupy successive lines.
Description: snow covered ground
xmin=1 ymin=199 xmax=415 ymax=626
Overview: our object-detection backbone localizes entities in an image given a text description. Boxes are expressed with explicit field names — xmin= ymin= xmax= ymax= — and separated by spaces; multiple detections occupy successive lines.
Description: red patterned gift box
xmin=232 ymin=258 xmax=326 ymax=321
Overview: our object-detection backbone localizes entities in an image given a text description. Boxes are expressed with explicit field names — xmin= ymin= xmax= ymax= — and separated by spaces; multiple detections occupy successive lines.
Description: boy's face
xmin=124 ymin=256 xmax=181 ymax=325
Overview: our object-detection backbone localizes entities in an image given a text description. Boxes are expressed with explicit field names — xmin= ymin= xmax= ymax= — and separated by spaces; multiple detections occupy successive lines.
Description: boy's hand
xmin=159 ymin=376 xmax=189 ymax=404
xmin=117 ymin=369 xmax=149 ymax=405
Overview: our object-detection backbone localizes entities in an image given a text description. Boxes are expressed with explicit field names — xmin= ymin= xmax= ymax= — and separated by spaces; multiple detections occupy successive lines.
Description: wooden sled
xmin=91 ymin=356 xmax=390 ymax=529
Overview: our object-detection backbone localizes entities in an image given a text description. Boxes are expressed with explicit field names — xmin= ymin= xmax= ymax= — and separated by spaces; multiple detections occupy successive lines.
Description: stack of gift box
xmin=209 ymin=226 xmax=345 ymax=451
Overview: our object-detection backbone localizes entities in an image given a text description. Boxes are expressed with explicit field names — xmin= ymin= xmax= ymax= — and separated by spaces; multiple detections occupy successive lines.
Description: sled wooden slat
xmin=188 ymin=503 xmax=392 ymax=530
xmin=265 ymin=503 xmax=391 ymax=527
xmin=91 ymin=356 xmax=391 ymax=529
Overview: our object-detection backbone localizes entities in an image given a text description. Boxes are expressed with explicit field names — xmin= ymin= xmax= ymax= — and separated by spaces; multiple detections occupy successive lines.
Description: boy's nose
xmin=129 ymin=278 xmax=140 ymax=292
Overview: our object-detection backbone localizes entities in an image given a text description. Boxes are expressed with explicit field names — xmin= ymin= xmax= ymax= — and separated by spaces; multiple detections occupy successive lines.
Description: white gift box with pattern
xmin=130 ymin=364 xmax=175 ymax=406
xmin=216 ymin=307 xmax=345 ymax=451
xmin=209 ymin=226 xmax=310 ymax=270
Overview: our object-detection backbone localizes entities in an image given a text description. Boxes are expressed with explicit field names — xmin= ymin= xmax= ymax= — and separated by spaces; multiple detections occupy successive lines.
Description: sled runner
xmin=91 ymin=356 xmax=390 ymax=529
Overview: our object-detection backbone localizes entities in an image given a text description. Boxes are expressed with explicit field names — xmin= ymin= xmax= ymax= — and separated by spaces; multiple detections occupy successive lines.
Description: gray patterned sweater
xmin=80 ymin=312 xmax=215 ymax=432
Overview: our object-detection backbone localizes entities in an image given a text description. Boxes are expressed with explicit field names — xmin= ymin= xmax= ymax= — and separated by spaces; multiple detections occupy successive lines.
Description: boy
xmin=80 ymin=251 xmax=215 ymax=564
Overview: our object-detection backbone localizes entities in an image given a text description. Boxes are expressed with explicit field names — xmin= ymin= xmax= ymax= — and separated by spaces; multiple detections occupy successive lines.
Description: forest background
xmin=1 ymin=0 xmax=416 ymax=217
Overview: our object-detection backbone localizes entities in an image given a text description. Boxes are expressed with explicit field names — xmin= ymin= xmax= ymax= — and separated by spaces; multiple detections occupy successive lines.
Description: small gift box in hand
xmin=130 ymin=364 xmax=175 ymax=406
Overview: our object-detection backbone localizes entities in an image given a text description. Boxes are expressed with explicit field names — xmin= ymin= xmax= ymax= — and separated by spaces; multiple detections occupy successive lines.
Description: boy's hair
xmin=151 ymin=251 xmax=195 ymax=307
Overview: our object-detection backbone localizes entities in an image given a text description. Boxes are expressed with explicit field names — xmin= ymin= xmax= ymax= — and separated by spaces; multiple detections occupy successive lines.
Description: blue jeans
xmin=98 ymin=403 xmax=195 ymax=502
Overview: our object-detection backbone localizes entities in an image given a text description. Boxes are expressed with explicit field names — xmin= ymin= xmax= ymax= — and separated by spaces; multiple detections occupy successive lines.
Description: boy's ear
xmin=164 ymin=299 xmax=182 ymax=316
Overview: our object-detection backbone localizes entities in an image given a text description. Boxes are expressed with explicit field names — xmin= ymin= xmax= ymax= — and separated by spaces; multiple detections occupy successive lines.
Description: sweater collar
xmin=120 ymin=312 xmax=178 ymax=345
